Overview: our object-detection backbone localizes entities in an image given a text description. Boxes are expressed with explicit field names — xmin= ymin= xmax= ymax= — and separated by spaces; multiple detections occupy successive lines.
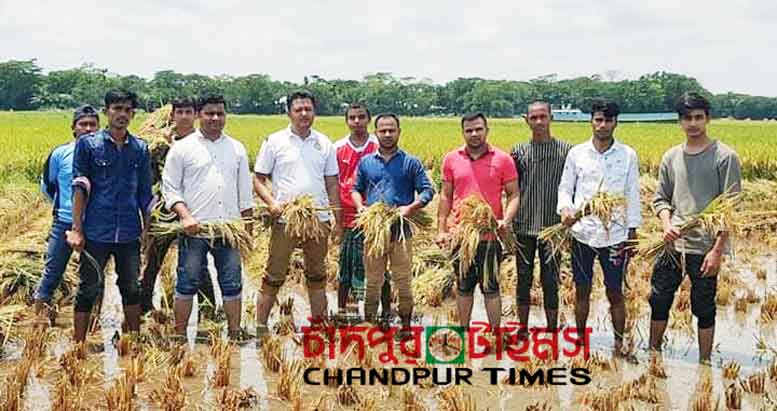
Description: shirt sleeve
xmin=324 ymin=144 xmax=339 ymax=177
xmin=625 ymin=150 xmax=642 ymax=228
xmin=413 ymin=158 xmax=435 ymax=205
xmin=254 ymin=139 xmax=274 ymax=175
xmin=137 ymin=144 xmax=153 ymax=216
xmin=162 ymin=144 xmax=186 ymax=210
xmin=719 ymin=150 xmax=743 ymax=195
xmin=653 ymin=153 xmax=674 ymax=217
xmin=71 ymin=137 xmax=92 ymax=195
xmin=352 ymin=159 xmax=367 ymax=194
xmin=441 ymin=154 xmax=453 ymax=183
xmin=556 ymin=150 xmax=577 ymax=215
xmin=40 ymin=149 xmax=59 ymax=202
xmin=237 ymin=145 xmax=255 ymax=212
xmin=501 ymin=153 xmax=519 ymax=184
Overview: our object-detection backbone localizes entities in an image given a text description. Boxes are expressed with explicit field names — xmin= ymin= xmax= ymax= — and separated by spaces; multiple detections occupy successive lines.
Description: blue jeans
xmin=176 ymin=236 xmax=242 ymax=302
xmin=34 ymin=218 xmax=74 ymax=302
xmin=75 ymin=240 xmax=141 ymax=312
xmin=571 ymin=238 xmax=627 ymax=291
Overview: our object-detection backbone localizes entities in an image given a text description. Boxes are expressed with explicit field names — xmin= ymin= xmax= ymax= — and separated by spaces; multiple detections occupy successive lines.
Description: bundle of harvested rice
xmin=539 ymin=190 xmax=626 ymax=261
xmin=139 ymin=105 xmax=173 ymax=194
xmin=0 ymin=254 xmax=47 ymax=304
xmin=281 ymin=195 xmax=330 ymax=242
xmin=412 ymin=267 xmax=454 ymax=307
xmin=355 ymin=202 xmax=432 ymax=258
xmin=638 ymin=191 xmax=740 ymax=261
xmin=449 ymin=195 xmax=514 ymax=287
xmin=151 ymin=218 xmax=252 ymax=257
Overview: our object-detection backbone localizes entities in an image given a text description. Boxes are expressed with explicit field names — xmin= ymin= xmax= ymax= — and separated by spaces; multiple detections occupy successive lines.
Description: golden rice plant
xmin=282 ymin=194 xmax=329 ymax=242
xmin=539 ymin=190 xmax=626 ymax=260
xmin=525 ymin=402 xmax=553 ymax=411
xmin=761 ymin=292 xmax=777 ymax=321
xmin=211 ymin=334 xmax=232 ymax=388
xmin=412 ymin=267 xmax=454 ymax=307
xmin=740 ymin=371 xmax=766 ymax=394
xmin=402 ymin=387 xmax=426 ymax=411
xmin=151 ymin=217 xmax=253 ymax=257
xmin=260 ymin=335 xmax=283 ymax=373
xmin=639 ymin=191 xmax=740 ymax=260
xmin=436 ymin=385 xmax=478 ymax=411
xmin=277 ymin=359 xmax=304 ymax=402
xmin=690 ymin=394 xmax=719 ymax=411
xmin=149 ymin=364 xmax=186 ymax=411
xmin=722 ymin=360 xmax=741 ymax=380
xmin=337 ymin=384 xmax=361 ymax=407
xmin=725 ymin=383 xmax=741 ymax=410
xmin=218 ymin=387 xmax=258 ymax=410
xmin=355 ymin=202 xmax=432 ymax=258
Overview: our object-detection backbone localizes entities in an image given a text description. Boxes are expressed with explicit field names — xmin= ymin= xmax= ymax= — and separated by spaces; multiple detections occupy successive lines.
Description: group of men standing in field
xmin=34 ymin=88 xmax=740 ymax=364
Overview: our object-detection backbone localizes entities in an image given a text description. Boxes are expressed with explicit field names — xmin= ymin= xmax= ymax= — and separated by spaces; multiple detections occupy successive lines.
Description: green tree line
xmin=1 ymin=59 xmax=776 ymax=119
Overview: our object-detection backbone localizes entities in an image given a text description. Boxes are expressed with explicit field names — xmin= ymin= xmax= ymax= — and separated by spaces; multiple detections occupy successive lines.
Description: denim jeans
xmin=34 ymin=218 xmax=74 ymax=302
xmin=74 ymin=239 xmax=141 ymax=312
xmin=176 ymin=236 xmax=242 ymax=302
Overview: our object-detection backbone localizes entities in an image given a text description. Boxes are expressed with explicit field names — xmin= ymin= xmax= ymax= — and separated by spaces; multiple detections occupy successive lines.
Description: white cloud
xmin=1 ymin=0 xmax=775 ymax=95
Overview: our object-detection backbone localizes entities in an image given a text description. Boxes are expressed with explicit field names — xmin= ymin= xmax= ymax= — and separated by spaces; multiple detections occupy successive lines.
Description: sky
xmin=2 ymin=0 xmax=776 ymax=96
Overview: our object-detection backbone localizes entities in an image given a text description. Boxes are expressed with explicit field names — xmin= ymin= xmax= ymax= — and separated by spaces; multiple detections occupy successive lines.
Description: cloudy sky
xmin=2 ymin=0 xmax=775 ymax=96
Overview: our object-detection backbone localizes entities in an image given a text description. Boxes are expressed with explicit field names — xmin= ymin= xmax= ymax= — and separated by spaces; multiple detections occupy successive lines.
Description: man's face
xmin=525 ymin=105 xmax=551 ymax=135
xmin=591 ymin=112 xmax=617 ymax=141
xmin=288 ymin=98 xmax=315 ymax=131
xmin=375 ymin=117 xmax=400 ymax=150
xmin=172 ymin=106 xmax=196 ymax=131
xmin=462 ymin=117 xmax=488 ymax=150
xmin=72 ymin=116 xmax=99 ymax=138
xmin=198 ymin=103 xmax=226 ymax=136
xmin=679 ymin=109 xmax=709 ymax=139
xmin=104 ymin=101 xmax=134 ymax=130
xmin=346 ymin=107 xmax=369 ymax=136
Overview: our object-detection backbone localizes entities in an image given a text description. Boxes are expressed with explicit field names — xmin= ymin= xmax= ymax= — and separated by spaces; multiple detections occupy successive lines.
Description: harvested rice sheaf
xmin=151 ymin=218 xmax=253 ymax=257
xmin=539 ymin=190 xmax=626 ymax=260
xmin=282 ymin=194 xmax=329 ymax=242
xmin=355 ymin=202 xmax=432 ymax=258
xmin=412 ymin=267 xmax=454 ymax=307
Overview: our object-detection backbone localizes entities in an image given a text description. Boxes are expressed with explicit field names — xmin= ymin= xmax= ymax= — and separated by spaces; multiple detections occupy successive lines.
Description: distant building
xmin=551 ymin=108 xmax=678 ymax=123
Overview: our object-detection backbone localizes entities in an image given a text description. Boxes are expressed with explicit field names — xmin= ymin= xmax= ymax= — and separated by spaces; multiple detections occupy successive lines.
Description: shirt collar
xmin=287 ymin=125 xmax=317 ymax=142
xmin=100 ymin=129 xmax=131 ymax=145
xmin=587 ymin=137 xmax=619 ymax=155
xmin=196 ymin=129 xmax=225 ymax=143
xmin=372 ymin=148 xmax=405 ymax=163
xmin=456 ymin=144 xmax=495 ymax=160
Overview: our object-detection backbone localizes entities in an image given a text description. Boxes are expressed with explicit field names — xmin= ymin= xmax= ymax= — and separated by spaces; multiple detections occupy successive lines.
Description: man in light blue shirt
xmin=34 ymin=105 xmax=100 ymax=316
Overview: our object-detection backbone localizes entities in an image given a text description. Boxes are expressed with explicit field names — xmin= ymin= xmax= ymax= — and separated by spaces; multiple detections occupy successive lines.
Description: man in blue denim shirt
xmin=66 ymin=89 xmax=153 ymax=342
xmin=352 ymin=113 xmax=434 ymax=339
xmin=34 ymin=105 xmax=100 ymax=317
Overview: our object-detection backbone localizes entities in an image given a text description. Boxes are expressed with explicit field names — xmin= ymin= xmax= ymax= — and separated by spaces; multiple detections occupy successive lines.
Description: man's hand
xmin=331 ymin=223 xmax=344 ymax=244
xmin=66 ymin=228 xmax=85 ymax=252
xmin=662 ymin=222 xmax=682 ymax=242
xmin=181 ymin=215 xmax=200 ymax=236
xmin=701 ymin=249 xmax=722 ymax=277
xmin=625 ymin=228 xmax=638 ymax=257
xmin=435 ymin=232 xmax=451 ymax=250
xmin=397 ymin=205 xmax=413 ymax=218
xmin=496 ymin=219 xmax=510 ymax=234
xmin=560 ymin=208 xmax=577 ymax=227
xmin=268 ymin=201 xmax=284 ymax=218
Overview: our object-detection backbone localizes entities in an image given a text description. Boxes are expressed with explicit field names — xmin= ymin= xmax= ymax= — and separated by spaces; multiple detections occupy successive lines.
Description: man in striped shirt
xmin=511 ymin=102 xmax=571 ymax=334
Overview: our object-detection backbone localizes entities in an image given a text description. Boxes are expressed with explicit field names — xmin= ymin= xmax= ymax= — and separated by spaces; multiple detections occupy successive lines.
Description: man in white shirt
xmin=253 ymin=90 xmax=342 ymax=333
xmin=557 ymin=99 xmax=641 ymax=355
xmin=162 ymin=94 xmax=254 ymax=340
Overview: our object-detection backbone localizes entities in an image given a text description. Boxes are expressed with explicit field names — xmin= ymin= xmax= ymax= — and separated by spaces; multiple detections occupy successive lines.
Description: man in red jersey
xmin=334 ymin=103 xmax=392 ymax=322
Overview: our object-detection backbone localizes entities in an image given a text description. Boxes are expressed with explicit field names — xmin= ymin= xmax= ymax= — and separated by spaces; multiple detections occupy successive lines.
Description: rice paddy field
xmin=2 ymin=111 xmax=777 ymax=411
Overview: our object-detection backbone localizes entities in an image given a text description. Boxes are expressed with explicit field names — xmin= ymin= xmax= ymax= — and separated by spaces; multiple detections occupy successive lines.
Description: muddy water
xmin=4 ymin=254 xmax=777 ymax=410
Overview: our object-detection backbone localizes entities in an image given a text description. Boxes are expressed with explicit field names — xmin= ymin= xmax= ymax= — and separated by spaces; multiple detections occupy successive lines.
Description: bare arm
xmin=324 ymin=175 xmax=342 ymax=228
xmin=502 ymin=179 xmax=520 ymax=223
xmin=253 ymin=173 xmax=281 ymax=217
xmin=437 ymin=181 xmax=453 ymax=234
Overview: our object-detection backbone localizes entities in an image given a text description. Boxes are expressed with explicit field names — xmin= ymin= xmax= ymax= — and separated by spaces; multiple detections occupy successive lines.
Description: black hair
xmin=374 ymin=113 xmax=400 ymax=129
xmin=172 ymin=96 xmax=196 ymax=111
xmin=527 ymin=101 xmax=552 ymax=113
xmin=196 ymin=94 xmax=226 ymax=112
xmin=344 ymin=103 xmax=371 ymax=121
xmin=461 ymin=112 xmax=488 ymax=128
xmin=286 ymin=90 xmax=317 ymax=112
xmin=590 ymin=99 xmax=620 ymax=119
xmin=104 ymin=89 xmax=138 ymax=109
xmin=675 ymin=92 xmax=711 ymax=117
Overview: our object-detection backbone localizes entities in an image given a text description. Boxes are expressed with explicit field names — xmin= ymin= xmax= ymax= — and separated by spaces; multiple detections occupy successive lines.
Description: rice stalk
xmin=210 ymin=333 xmax=232 ymax=387
xmin=412 ymin=267 xmax=454 ymax=307
xmin=539 ymin=190 xmax=626 ymax=261
xmin=355 ymin=202 xmax=432 ymax=258
xmin=722 ymin=360 xmax=741 ymax=379
xmin=150 ymin=218 xmax=253 ymax=257
xmin=282 ymin=194 xmax=330 ymax=242
xmin=436 ymin=385 xmax=478 ymax=411
xmin=401 ymin=386 xmax=426 ymax=411
xmin=337 ymin=384 xmax=361 ymax=407
xmin=276 ymin=359 xmax=304 ymax=401
xmin=260 ymin=335 xmax=283 ymax=373
xmin=725 ymin=383 xmax=741 ymax=410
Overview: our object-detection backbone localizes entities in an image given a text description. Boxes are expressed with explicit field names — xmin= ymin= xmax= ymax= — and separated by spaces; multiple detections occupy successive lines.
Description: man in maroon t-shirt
xmin=334 ymin=103 xmax=391 ymax=321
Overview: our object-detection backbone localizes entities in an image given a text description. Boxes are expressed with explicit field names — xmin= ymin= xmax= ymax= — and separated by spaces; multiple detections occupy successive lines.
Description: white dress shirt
xmin=254 ymin=126 xmax=338 ymax=222
xmin=162 ymin=130 xmax=254 ymax=223
xmin=556 ymin=138 xmax=642 ymax=247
